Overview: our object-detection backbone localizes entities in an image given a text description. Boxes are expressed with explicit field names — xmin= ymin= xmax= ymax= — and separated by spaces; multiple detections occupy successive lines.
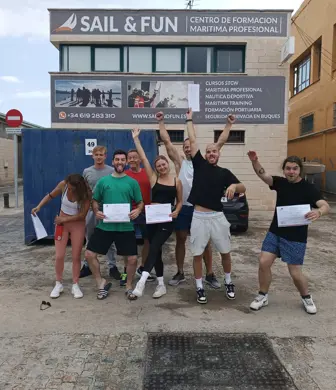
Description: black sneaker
xmin=205 ymin=273 xmax=221 ymax=289
xmin=225 ymin=283 xmax=236 ymax=300
xmin=109 ymin=266 xmax=121 ymax=280
xmin=168 ymin=272 xmax=186 ymax=286
xmin=79 ymin=265 xmax=92 ymax=278
xmin=136 ymin=267 xmax=156 ymax=282
xmin=196 ymin=288 xmax=207 ymax=304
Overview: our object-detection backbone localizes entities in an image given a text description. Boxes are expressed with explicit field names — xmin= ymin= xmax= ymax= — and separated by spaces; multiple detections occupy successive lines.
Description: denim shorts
xmin=175 ymin=205 xmax=194 ymax=232
xmin=261 ymin=231 xmax=306 ymax=265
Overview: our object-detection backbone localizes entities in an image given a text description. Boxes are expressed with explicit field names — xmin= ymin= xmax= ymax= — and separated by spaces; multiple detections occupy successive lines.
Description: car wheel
xmin=236 ymin=224 xmax=248 ymax=233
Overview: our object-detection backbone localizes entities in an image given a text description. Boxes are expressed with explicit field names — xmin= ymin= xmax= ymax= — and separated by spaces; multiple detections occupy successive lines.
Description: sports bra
xmin=60 ymin=188 xmax=79 ymax=216
xmin=151 ymin=178 xmax=177 ymax=206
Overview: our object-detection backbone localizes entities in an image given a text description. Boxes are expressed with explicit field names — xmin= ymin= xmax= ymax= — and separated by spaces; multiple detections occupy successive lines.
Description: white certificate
xmin=276 ymin=204 xmax=312 ymax=227
xmin=145 ymin=204 xmax=172 ymax=224
xmin=188 ymin=84 xmax=200 ymax=112
xmin=103 ymin=204 xmax=130 ymax=223
xmin=31 ymin=214 xmax=48 ymax=240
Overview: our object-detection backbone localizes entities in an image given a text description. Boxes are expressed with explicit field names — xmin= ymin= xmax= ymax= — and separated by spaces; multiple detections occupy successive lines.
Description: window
xmin=333 ymin=103 xmax=336 ymax=127
xmin=186 ymin=47 xmax=208 ymax=73
xmin=94 ymin=47 xmax=121 ymax=71
xmin=61 ymin=46 xmax=91 ymax=72
xmin=300 ymin=114 xmax=314 ymax=135
xmin=314 ymin=39 xmax=322 ymax=81
xmin=128 ymin=46 xmax=152 ymax=73
xmin=214 ymin=130 xmax=245 ymax=144
xmin=214 ymin=46 xmax=245 ymax=73
xmin=293 ymin=56 xmax=311 ymax=95
xmin=154 ymin=48 xmax=182 ymax=72
xmin=156 ymin=130 xmax=185 ymax=143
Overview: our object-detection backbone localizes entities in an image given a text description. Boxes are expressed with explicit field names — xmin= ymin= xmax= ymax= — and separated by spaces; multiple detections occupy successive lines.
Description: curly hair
xmin=65 ymin=174 xmax=91 ymax=206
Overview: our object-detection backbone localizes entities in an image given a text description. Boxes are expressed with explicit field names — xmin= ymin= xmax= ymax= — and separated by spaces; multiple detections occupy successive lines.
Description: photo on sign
xmin=55 ymin=80 xmax=122 ymax=108
xmin=127 ymin=80 xmax=193 ymax=109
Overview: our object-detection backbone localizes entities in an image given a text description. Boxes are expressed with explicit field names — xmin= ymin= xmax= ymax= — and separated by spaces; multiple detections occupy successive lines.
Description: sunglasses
xmin=40 ymin=301 xmax=51 ymax=311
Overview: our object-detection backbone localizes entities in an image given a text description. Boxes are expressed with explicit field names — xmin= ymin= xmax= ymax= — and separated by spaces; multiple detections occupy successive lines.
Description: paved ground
xmin=0 ymin=188 xmax=336 ymax=389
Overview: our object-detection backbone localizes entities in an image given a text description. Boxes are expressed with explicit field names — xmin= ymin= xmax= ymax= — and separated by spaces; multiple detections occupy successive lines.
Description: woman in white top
xmin=31 ymin=174 xmax=90 ymax=299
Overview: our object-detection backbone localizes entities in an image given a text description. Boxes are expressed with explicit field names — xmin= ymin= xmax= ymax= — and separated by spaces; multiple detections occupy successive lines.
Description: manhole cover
xmin=143 ymin=333 xmax=297 ymax=390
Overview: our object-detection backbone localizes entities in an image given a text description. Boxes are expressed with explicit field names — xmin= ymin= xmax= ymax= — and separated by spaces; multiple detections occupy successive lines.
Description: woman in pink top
xmin=32 ymin=174 xmax=91 ymax=300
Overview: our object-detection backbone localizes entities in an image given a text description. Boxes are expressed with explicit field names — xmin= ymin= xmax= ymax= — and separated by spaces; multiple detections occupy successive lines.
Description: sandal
xmin=125 ymin=289 xmax=137 ymax=301
xmin=97 ymin=282 xmax=112 ymax=300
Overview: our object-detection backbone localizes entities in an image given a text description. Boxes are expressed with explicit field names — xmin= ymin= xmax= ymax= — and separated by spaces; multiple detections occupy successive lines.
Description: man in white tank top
xmin=156 ymin=112 xmax=236 ymax=287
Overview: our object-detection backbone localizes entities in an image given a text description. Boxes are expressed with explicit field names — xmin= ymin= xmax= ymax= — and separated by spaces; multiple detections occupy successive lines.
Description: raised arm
xmin=156 ymin=112 xmax=182 ymax=172
xmin=186 ymin=109 xmax=198 ymax=157
xmin=131 ymin=128 xmax=157 ymax=186
xmin=215 ymin=114 xmax=235 ymax=151
xmin=247 ymin=151 xmax=273 ymax=186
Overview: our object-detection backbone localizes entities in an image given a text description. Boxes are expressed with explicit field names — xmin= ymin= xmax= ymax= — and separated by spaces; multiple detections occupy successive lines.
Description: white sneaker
xmin=132 ymin=281 xmax=146 ymax=297
xmin=50 ymin=283 xmax=64 ymax=299
xmin=250 ymin=294 xmax=268 ymax=311
xmin=302 ymin=296 xmax=317 ymax=314
xmin=71 ymin=284 xmax=83 ymax=299
xmin=153 ymin=284 xmax=167 ymax=299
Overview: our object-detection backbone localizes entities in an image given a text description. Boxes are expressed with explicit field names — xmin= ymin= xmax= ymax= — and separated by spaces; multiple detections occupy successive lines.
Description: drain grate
xmin=143 ymin=333 xmax=297 ymax=390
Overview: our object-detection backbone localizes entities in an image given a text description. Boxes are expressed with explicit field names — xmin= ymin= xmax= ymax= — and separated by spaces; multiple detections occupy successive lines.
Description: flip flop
xmin=125 ymin=289 xmax=137 ymax=301
xmin=97 ymin=282 xmax=112 ymax=300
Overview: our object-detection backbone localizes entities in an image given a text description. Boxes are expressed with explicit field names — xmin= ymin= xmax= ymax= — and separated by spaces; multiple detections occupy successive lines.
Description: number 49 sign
xmin=85 ymin=139 xmax=97 ymax=155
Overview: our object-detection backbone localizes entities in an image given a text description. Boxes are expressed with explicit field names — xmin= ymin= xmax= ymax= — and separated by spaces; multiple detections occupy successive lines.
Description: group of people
xmin=31 ymin=109 xmax=330 ymax=314
xmin=68 ymin=87 xmax=115 ymax=107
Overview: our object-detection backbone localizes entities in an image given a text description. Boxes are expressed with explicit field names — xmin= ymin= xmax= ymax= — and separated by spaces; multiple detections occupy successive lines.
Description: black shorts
xmin=87 ymin=228 xmax=137 ymax=256
xmin=132 ymin=213 xmax=148 ymax=240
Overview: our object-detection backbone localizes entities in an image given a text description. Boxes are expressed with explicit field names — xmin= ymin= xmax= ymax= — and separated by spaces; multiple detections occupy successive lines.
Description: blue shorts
xmin=261 ymin=232 xmax=306 ymax=265
xmin=133 ymin=213 xmax=148 ymax=240
xmin=175 ymin=205 xmax=194 ymax=232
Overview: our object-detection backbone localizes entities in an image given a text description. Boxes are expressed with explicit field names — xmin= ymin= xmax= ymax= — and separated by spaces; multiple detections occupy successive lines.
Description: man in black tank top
xmin=186 ymin=109 xmax=246 ymax=304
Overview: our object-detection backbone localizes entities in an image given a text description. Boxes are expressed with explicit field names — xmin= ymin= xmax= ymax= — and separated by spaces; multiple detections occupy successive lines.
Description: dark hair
xmin=65 ymin=174 xmax=90 ymax=206
xmin=113 ymin=149 xmax=127 ymax=159
xmin=127 ymin=149 xmax=138 ymax=155
xmin=282 ymin=156 xmax=303 ymax=174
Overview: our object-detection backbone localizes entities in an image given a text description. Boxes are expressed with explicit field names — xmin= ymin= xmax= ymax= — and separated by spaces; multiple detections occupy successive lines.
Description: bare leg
xmin=126 ymin=255 xmax=137 ymax=291
xmin=203 ymin=242 xmax=213 ymax=275
xmin=193 ymin=255 xmax=203 ymax=279
xmin=176 ymin=230 xmax=188 ymax=274
xmin=221 ymin=252 xmax=232 ymax=274
xmin=259 ymin=252 xmax=277 ymax=293
xmin=85 ymin=250 xmax=106 ymax=289
xmin=288 ymin=264 xmax=309 ymax=296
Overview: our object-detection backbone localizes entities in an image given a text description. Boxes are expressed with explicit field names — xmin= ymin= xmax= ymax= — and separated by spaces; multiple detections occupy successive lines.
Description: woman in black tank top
xmin=131 ymin=128 xmax=182 ymax=299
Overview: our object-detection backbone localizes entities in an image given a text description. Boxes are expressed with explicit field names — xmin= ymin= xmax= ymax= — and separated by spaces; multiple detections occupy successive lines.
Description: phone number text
xmin=66 ymin=113 xmax=116 ymax=119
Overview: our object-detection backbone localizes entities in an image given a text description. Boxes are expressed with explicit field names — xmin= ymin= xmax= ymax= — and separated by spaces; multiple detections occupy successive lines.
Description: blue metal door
xmin=22 ymin=129 xmax=158 ymax=244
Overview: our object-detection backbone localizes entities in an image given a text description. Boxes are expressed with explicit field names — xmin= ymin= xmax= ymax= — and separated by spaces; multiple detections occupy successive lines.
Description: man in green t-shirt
xmin=85 ymin=149 xmax=143 ymax=301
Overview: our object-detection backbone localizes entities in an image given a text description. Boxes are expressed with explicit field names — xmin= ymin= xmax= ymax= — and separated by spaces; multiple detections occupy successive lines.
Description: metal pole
xmin=14 ymin=134 xmax=18 ymax=208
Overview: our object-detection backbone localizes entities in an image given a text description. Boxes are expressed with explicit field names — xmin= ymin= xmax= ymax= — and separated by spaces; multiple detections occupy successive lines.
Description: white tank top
xmin=61 ymin=188 xmax=79 ymax=215
xmin=178 ymin=159 xmax=194 ymax=206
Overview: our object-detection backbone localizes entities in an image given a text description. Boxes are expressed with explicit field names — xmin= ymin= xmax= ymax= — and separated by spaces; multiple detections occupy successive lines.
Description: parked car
xmin=222 ymin=194 xmax=249 ymax=232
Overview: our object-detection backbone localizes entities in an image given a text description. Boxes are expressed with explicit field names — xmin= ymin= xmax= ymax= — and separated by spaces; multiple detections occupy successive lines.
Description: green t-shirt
xmin=93 ymin=175 xmax=143 ymax=232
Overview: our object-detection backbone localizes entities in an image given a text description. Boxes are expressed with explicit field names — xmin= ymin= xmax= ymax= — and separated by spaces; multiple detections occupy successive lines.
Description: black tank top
xmin=151 ymin=178 xmax=177 ymax=205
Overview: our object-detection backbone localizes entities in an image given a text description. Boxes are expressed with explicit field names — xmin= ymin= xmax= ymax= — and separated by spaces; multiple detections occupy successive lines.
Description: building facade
xmin=288 ymin=0 xmax=336 ymax=193
xmin=0 ymin=113 xmax=44 ymax=186
xmin=49 ymin=8 xmax=291 ymax=213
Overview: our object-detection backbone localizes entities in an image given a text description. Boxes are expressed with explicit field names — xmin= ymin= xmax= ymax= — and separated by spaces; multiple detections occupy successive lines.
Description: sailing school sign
xmin=50 ymin=10 xmax=289 ymax=37
xmin=51 ymin=75 xmax=286 ymax=125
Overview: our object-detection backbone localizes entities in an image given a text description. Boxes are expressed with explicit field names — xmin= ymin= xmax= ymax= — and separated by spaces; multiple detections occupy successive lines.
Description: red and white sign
xmin=5 ymin=109 xmax=23 ymax=127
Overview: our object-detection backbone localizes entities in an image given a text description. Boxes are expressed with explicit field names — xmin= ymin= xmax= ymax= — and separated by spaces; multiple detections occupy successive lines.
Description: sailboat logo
xmin=53 ymin=13 xmax=77 ymax=33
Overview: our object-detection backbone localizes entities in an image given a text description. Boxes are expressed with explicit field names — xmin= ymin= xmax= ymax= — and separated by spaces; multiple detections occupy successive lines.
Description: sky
xmin=0 ymin=0 xmax=304 ymax=127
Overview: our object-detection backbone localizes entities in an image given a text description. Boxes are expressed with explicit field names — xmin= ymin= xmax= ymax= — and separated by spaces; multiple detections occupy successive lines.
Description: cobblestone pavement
xmin=1 ymin=200 xmax=336 ymax=390
xmin=0 ymin=333 xmax=146 ymax=390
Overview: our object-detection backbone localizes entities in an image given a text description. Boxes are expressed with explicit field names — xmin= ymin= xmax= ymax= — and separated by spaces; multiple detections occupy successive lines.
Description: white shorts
xmin=190 ymin=211 xmax=231 ymax=256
